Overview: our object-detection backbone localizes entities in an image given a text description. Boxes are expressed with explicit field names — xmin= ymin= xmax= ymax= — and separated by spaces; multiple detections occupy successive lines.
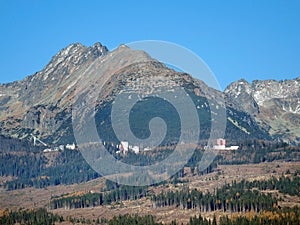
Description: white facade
xmin=131 ymin=146 xmax=140 ymax=154
xmin=43 ymin=148 xmax=52 ymax=153
xmin=120 ymin=141 xmax=129 ymax=153
xmin=66 ymin=143 xmax=76 ymax=150
xmin=226 ymin=146 xmax=239 ymax=150
xmin=213 ymin=145 xmax=226 ymax=150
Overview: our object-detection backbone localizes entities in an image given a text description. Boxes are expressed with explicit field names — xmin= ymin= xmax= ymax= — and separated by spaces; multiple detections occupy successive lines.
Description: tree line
xmin=152 ymin=185 xmax=277 ymax=213
xmin=218 ymin=206 xmax=300 ymax=225
xmin=243 ymin=175 xmax=300 ymax=197
xmin=50 ymin=176 xmax=286 ymax=213
xmin=49 ymin=184 xmax=150 ymax=210
xmin=0 ymin=208 xmax=63 ymax=225
xmin=1 ymin=206 xmax=299 ymax=225
xmin=1 ymin=149 xmax=99 ymax=190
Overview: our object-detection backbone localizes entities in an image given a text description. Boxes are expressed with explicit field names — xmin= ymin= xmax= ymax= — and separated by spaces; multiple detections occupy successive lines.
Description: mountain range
xmin=0 ymin=42 xmax=299 ymax=146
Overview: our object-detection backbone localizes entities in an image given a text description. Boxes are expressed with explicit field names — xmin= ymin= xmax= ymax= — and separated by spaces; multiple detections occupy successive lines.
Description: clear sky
xmin=0 ymin=0 xmax=299 ymax=89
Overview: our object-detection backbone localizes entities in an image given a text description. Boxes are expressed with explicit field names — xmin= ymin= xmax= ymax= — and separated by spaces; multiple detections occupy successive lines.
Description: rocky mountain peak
xmin=87 ymin=42 xmax=109 ymax=57
xmin=225 ymin=77 xmax=300 ymax=107
xmin=224 ymin=78 xmax=258 ymax=115
xmin=56 ymin=42 xmax=84 ymax=56
xmin=251 ymin=78 xmax=299 ymax=105
xmin=225 ymin=77 xmax=300 ymax=144
xmin=41 ymin=42 xmax=108 ymax=81
xmin=224 ymin=79 xmax=250 ymax=95
xmin=0 ymin=41 xmax=298 ymax=145
xmin=0 ymin=42 xmax=109 ymax=140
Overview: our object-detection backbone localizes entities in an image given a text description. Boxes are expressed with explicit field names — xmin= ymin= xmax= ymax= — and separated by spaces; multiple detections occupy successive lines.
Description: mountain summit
xmin=0 ymin=42 xmax=298 ymax=145
xmin=0 ymin=42 xmax=108 ymax=141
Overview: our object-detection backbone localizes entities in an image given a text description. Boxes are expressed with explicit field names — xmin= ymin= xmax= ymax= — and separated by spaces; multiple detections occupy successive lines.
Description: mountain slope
xmin=225 ymin=78 xmax=300 ymax=144
xmin=0 ymin=43 xmax=108 ymax=141
xmin=0 ymin=42 xmax=282 ymax=147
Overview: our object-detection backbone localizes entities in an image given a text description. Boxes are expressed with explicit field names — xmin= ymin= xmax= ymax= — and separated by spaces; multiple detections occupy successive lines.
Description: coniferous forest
xmin=1 ymin=206 xmax=300 ymax=225
xmin=0 ymin=134 xmax=297 ymax=191
xmin=49 ymin=176 xmax=299 ymax=212
xmin=1 ymin=136 xmax=300 ymax=224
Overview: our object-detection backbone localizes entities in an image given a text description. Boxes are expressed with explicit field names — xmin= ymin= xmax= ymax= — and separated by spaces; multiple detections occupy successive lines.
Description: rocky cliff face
xmin=225 ymin=78 xmax=300 ymax=144
xmin=0 ymin=43 xmax=108 ymax=141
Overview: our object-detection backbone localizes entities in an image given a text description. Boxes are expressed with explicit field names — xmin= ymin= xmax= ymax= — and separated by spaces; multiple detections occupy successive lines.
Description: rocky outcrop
xmin=225 ymin=78 xmax=300 ymax=144
xmin=0 ymin=43 xmax=108 ymax=141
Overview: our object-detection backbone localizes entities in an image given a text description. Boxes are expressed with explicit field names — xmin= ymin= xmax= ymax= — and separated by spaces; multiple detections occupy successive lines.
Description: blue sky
xmin=0 ymin=1 xmax=299 ymax=89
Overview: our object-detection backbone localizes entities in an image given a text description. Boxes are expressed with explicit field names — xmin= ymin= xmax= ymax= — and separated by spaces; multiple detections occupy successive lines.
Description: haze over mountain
xmin=0 ymin=42 xmax=299 ymax=146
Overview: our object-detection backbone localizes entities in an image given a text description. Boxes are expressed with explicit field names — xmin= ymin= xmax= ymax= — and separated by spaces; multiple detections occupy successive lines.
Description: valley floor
xmin=1 ymin=160 xmax=300 ymax=224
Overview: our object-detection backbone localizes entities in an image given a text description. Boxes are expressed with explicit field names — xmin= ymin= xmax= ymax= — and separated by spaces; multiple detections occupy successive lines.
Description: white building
xmin=120 ymin=141 xmax=129 ymax=153
xmin=226 ymin=146 xmax=239 ymax=150
xmin=66 ymin=143 xmax=76 ymax=150
xmin=213 ymin=139 xmax=239 ymax=151
xmin=213 ymin=145 xmax=226 ymax=150
xmin=131 ymin=146 xmax=140 ymax=154
xmin=43 ymin=148 xmax=52 ymax=153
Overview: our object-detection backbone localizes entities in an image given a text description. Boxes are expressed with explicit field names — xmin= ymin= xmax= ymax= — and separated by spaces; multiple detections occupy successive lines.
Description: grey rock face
xmin=0 ymin=43 xmax=108 ymax=141
xmin=225 ymin=78 xmax=300 ymax=144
